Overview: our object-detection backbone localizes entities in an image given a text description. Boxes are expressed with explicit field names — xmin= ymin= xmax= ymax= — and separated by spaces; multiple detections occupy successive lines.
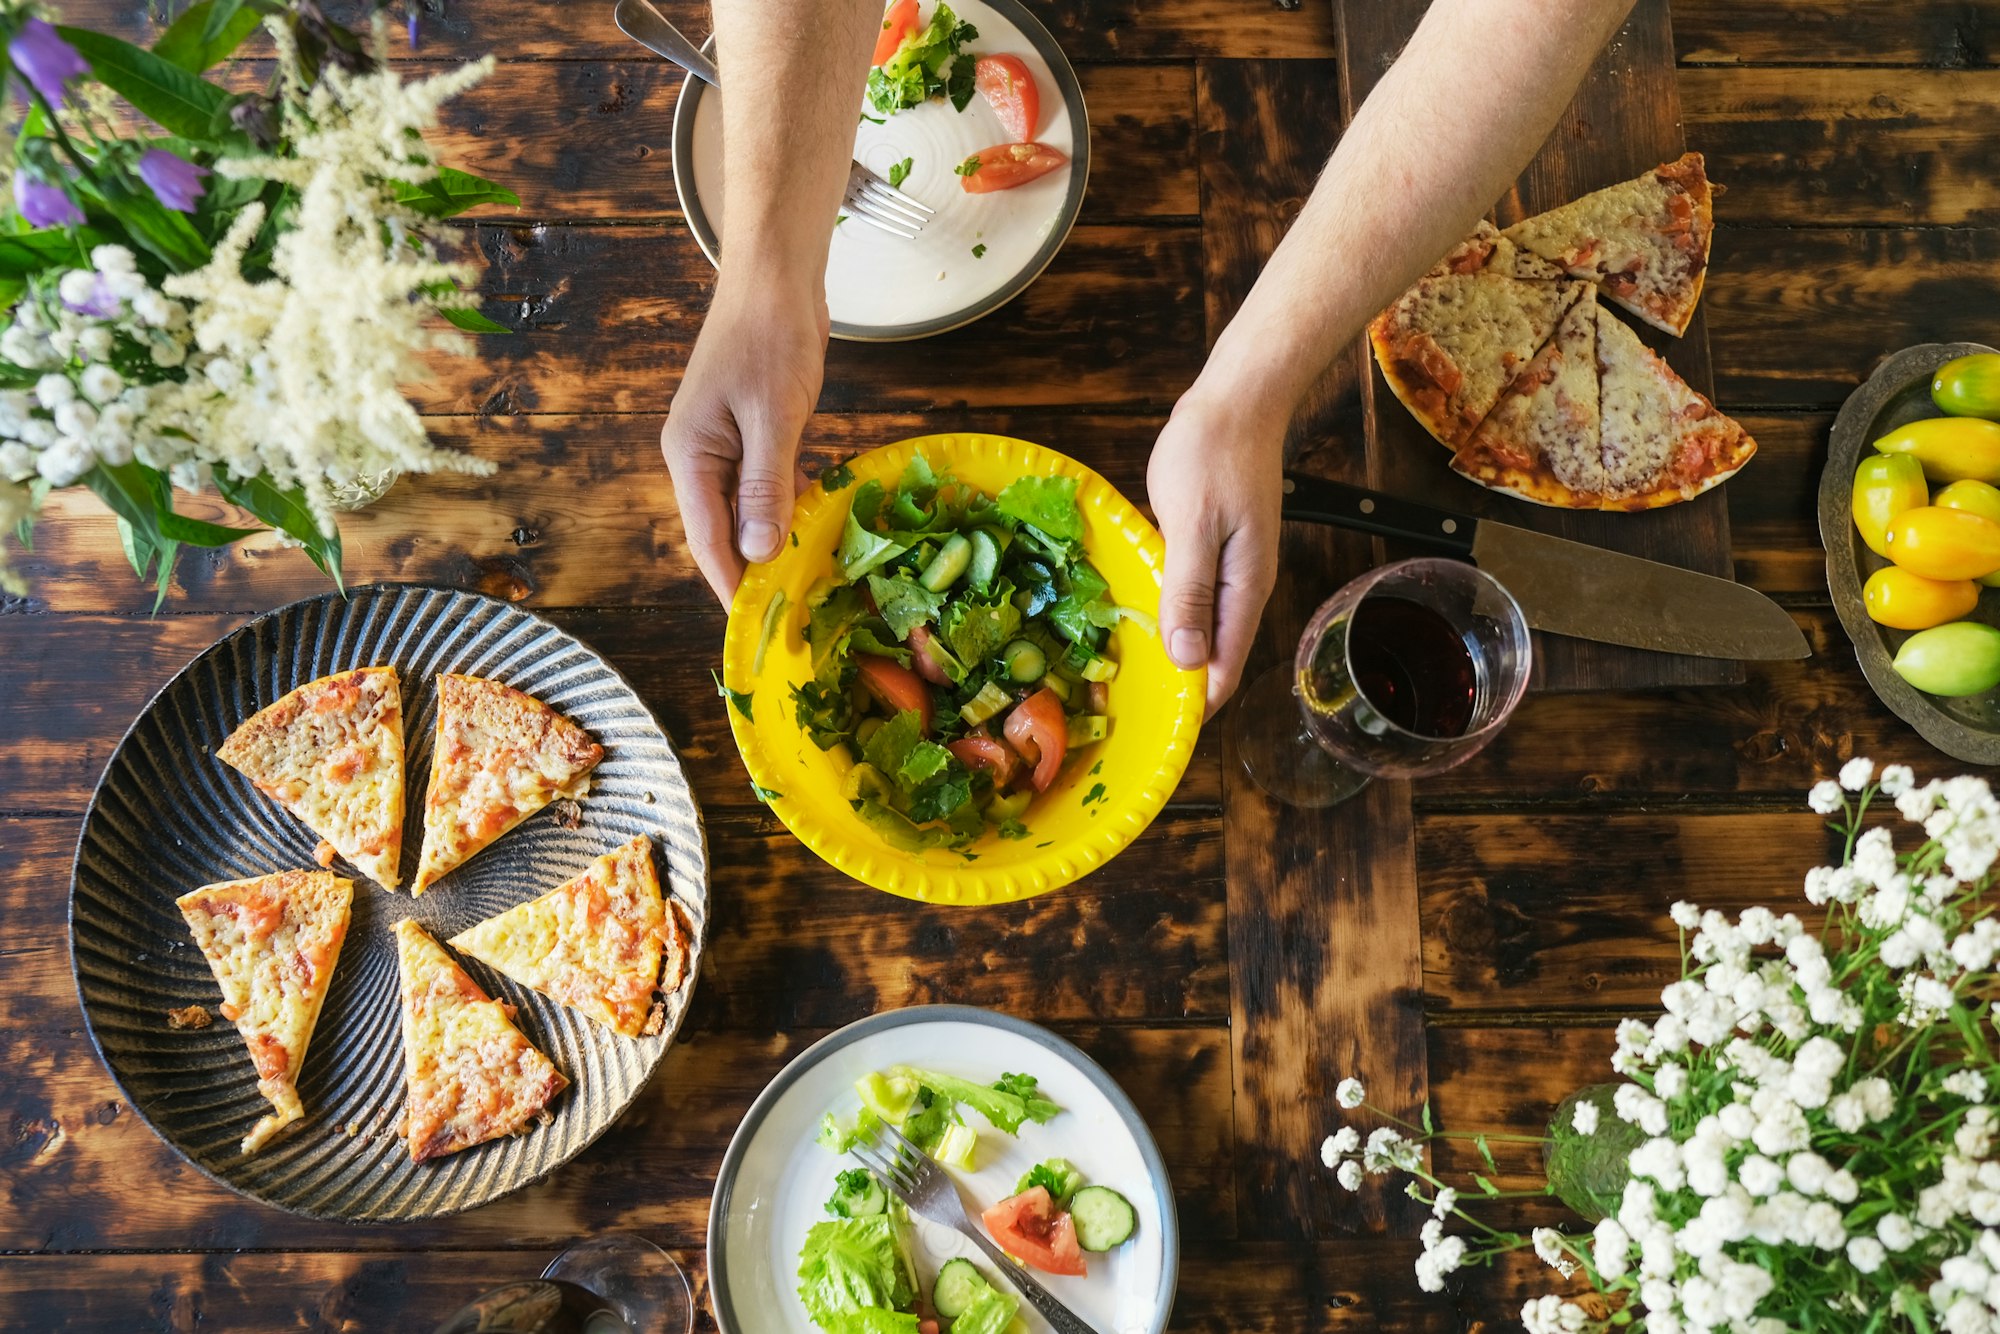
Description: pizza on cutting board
xmin=215 ymin=667 xmax=406 ymax=889
xmin=176 ymin=870 xmax=353 ymax=1154
xmin=409 ymin=674 xmax=605 ymax=896
xmin=1368 ymin=152 xmax=1754 ymax=511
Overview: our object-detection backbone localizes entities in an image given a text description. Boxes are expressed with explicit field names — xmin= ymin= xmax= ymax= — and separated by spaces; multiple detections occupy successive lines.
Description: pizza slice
xmin=1592 ymin=305 xmax=1757 ymax=509
xmin=393 ymin=919 xmax=568 ymax=1162
xmin=1502 ymin=152 xmax=1714 ymax=336
xmin=216 ymin=667 xmax=406 ymax=890
xmin=409 ymin=674 xmax=605 ymax=896
xmin=449 ymin=835 xmax=669 ymax=1039
xmin=176 ymin=870 xmax=353 ymax=1155
xmin=1368 ymin=240 xmax=1589 ymax=449
xmin=1454 ymin=295 xmax=1607 ymax=505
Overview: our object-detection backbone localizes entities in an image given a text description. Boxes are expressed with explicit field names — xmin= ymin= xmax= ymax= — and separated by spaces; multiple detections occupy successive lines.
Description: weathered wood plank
xmin=1686 ymin=69 xmax=2000 ymax=227
xmin=1418 ymin=810 xmax=1841 ymax=1015
xmin=1708 ymin=227 xmax=2000 ymax=410
xmin=0 ymin=1013 xmax=1235 ymax=1252
xmin=1726 ymin=412 xmax=1830 ymax=601
xmin=64 ymin=0 xmax=1341 ymax=63
xmin=1675 ymin=0 xmax=2000 ymax=66
xmin=0 ymin=610 xmax=1224 ymax=812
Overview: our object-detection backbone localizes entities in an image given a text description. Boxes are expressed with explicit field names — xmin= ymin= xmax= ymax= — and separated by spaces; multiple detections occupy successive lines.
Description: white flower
xmin=1571 ymin=1100 xmax=1599 ymax=1135
xmin=35 ymin=436 xmax=94 ymax=486
xmin=1809 ymin=779 xmax=1844 ymax=814
xmin=1335 ymin=1160 xmax=1362 ymax=1192
xmin=0 ymin=442 xmax=34 ymax=482
xmin=90 ymin=244 xmax=135 ymax=274
xmin=1615 ymin=1085 xmax=1670 ymax=1136
xmin=1431 ymin=1187 xmax=1457 ymax=1219
xmin=1532 ymin=1227 xmax=1574 ymax=1274
xmin=1881 ymin=764 xmax=1917 ymax=795
xmin=1629 ymin=1137 xmax=1685 ymax=1191
xmin=1786 ymin=1151 xmax=1832 ymax=1196
xmin=1670 ymin=900 xmax=1700 ymax=930
xmin=1335 ymin=1078 xmax=1365 ymax=1109
xmin=1521 ymin=1295 xmax=1588 ymax=1334
xmin=1825 ymin=1169 xmax=1859 ymax=1204
xmin=76 ymin=326 xmax=113 ymax=363
xmin=1946 ymin=1071 xmax=1991 ymax=1103
xmin=78 ymin=365 xmax=121 ymax=406
xmin=52 ymin=401 xmax=96 ymax=440
xmin=1840 ymin=757 xmax=1876 ymax=791
xmin=169 ymin=460 xmax=211 ymax=494
xmin=1847 ymin=1235 xmax=1887 ymax=1273
xmin=1318 ymin=1136 xmax=1340 ymax=1169
xmin=1319 ymin=1126 xmax=1359 ymax=1168
xmin=1593 ymin=1217 xmax=1631 ymax=1279
xmin=57 ymin=269 xmax=101 ymax=308
xmin=1879 ymin=1213 xmax=1916 ymax=1251
xmin=34 ymin=374 xmax=73 ymax=410
xmin=1654 ymin=1064 xmax=1687 ymax=1099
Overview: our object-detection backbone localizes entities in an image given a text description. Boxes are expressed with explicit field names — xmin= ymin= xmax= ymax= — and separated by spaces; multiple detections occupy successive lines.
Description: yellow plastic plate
xmin=721 ymin=433 xmax=1205 ymax=904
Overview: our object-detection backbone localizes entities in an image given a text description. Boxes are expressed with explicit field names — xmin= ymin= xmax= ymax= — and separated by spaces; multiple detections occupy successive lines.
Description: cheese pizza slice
xmin=409 ymin=674 xmax=605 ymax=896
xmin=216 ymin=667 xmax=406 ymax=890
xmin=1502 ymin=152 xmax=1714 ymax=336
xmin=1592 ymin=305 xmax=1757 ymax=509
xmin=393 ymin=919 xmax=567 ymax=1162
xmin=176 ymin=870 xmax=353 ymax=1155
xmin=449 ymin=835 xmax=669 ymax=1039
xmin=1453 ymin=295 xmax=1606 ymax=505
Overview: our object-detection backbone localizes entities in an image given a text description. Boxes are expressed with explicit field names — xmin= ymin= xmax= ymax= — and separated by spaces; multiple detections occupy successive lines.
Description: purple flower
xmin=8 ymin=18 xmax=87 ymax=108
xmin=137 ymin=149 xmax=210 ymax=213
xmin=14 ymin=171 xmax=82 ymax=228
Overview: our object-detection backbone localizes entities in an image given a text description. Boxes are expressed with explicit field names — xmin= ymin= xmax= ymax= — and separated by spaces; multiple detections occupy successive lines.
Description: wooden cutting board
xmin=1334 ymin=0 xmax=1746 ymax=690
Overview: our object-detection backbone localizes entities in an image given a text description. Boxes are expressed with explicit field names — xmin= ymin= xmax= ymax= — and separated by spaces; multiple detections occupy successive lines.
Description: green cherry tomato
xmin=1852 ymin=454 xmax=1929 ymax=558
xmin=1892 ymin=621 xmax=2000 ymax=698
xmin=1933 ymin=354 xmax=2000 ymax=420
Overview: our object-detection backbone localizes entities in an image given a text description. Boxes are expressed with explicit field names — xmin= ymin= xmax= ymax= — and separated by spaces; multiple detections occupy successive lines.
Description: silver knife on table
xmin=1280 ymin=473 xmax=1810 ymax=661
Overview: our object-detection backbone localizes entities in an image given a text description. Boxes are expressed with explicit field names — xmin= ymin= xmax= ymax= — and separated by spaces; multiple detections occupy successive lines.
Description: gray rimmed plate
xmin=69 ymin=584 xmax=709 ymax=1221
xmin=1820 ymin=342 xmax=2000 ymax=763
xmin=669 ymin=0 xmax=1090 ymax=342
xmin=708 ymin=1005 xmax=1177 ymax=1334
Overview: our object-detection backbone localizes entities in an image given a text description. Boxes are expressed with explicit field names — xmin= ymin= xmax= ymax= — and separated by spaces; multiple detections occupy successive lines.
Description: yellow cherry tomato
xmin=1934 ymin=480 xmax=2000 ymax=585
xmin=1874 ymin=416 xmax=2000 ymax=483
xmin=1863 ymin=566 xmax=1981 ymax=630
xmin=1852 ymin=454 xmax=1929 ymax=558
xmin=1933 ymin=354 xmax=2000 ymax=420
xmin=1883 ymin=506 xmax=2000 ymax=580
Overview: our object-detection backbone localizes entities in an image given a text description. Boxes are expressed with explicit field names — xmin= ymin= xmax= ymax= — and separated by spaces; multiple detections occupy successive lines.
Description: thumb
xmin=732 ymin=408 xmax=803 ymax=565
xmin=1157 ymin=510 xmax=1221 ymax=671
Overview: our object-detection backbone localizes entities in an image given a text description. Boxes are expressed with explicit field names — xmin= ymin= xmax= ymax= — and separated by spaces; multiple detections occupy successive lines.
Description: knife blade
xmin=1280 ymin=474 xmax=1810 ymax=661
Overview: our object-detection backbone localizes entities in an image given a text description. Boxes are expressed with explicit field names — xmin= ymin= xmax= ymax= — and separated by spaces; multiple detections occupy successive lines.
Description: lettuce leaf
xmin=867 ymin=2 xmax=978 ymax=115
xmin=939 ymin=590 xmax=1020 ymax=668
xmin=796 ymin=1215 xmax=914 ymax=1330
xmin=996 ymin=474 xmax=1084 ymax=544
xmin=867 ymin=572 xmax=944 ymax=639
xmin=895 ymin=1067 xmax=1061 ymax=1134
xmin=839 ymin=510 xmax=907 ymax=581
xmin=948 ymin=1283 xmax=1018 ymax=1334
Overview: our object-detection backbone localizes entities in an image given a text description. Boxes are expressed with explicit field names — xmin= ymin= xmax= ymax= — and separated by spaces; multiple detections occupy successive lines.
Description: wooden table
xmin=4 ymin=0 xmax=1998 ymax=1327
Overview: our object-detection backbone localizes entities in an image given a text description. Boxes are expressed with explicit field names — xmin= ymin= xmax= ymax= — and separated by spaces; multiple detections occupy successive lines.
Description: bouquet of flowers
xmin=1327 ymin=760 xmax=2000 ymax=1334
xmin=0 ymin=0 xmax=512 ymax=601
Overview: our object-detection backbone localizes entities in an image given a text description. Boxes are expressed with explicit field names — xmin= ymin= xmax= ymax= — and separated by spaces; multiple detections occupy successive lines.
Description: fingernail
xmin=740 ymin=520 xmax=780 ymax=561
xmin=1170 ymin=627 xmax=1209 ymax=667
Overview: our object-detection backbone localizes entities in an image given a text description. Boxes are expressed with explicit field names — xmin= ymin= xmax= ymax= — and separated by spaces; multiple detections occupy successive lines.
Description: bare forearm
xmin=711 ymin=0 xmax=878 ymax=288
xmin=1203 ymin=0 xmax=1635 ymax=417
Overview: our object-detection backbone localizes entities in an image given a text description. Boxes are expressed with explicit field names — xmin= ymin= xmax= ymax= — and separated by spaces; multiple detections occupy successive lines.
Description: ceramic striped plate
xmin=69 ymin=584 xmax=708 ymax=1221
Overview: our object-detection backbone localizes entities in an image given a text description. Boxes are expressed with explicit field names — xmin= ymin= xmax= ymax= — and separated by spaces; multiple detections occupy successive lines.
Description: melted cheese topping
xmin=1464 ymin=297 xmax=1605 ymax=497
xmin=393 ymin=920 xmax=566 ymax=1162
xmin=410 ymin=674 xmax=604 ymax=895
xmin=449 ymin=835 xmax=666 ymax=1038
xmin=216 ymin=668 xmax=406 ymax=890
xmin=176 ymin=871 xmax=352 ymax=1154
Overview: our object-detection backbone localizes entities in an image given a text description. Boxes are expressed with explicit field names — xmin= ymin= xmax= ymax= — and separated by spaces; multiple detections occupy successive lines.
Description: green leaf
xmin=821 ymin=461 xmax=855 ymax=492
xmin=0 ymin=228 xmax=103 ymax=277
xmin=1474 ymin=1133 xmax=1496 ymax=1169
xmin=156 ymin=507 xmax=258 ymax=546
xmin=1471 ymin=1172 xmax=1499 ymax=1197
xmin=711 ymin=668 xmax=754 ymax=721
xmin=153 ymin=0 xmax=265 ymax=73
xmin=81 ymin=179 xmax=210 ymax=269
xmin=866 ymin=571 xmax=944 ymax=639
xmin=1080 ymin=782 xmax=1106 ymax=807
xmin=887 ymin=157 xmax=912 ymax=189
xmin=437 ymin=304 xmax=511 ymax=334
xmin=58 ymin=28 xmax=244 ymax=142
xmin=997 ymin=475 xmax=1084 ymax=543
xmin=392 ymin=168 xmax=522 ymax=218
xmin=213 ymin=472 xmax=343 ymax=591
xmin=0 ymin=359 xmax=41 ymax=390
xmin=1421 ymin=1102 xmax=1434 ymax=1134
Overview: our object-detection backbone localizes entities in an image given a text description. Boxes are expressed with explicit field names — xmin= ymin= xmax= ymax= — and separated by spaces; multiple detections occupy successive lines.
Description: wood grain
xmin=1676 ymin=0 xmax=2000 ymax=66
xmin=1725 ymin=412 xmax=1831 ymax=601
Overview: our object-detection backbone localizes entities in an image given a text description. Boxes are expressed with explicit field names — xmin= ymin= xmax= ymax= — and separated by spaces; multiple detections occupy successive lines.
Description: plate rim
xmin=1818 ymin=341 xmax=2000 ymax=764
xmin=668 ymin=0 xmax=1092 ymax=343
xmin=66 ymin=581 xmax=712 ymax=1222
xmin=703 ymin=1003 xmax=1181 ymax=1334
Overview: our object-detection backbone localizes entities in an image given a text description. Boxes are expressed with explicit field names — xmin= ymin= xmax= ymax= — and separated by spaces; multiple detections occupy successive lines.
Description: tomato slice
xmin=957 ymin=142 xmax=1068 ymax=195
xmin=974 ymin=54 xmax=1039 ymax=141
xmin=949 ymin=734 xmax=1019 ymax=788
xmin=1002 ymin=687 xmax=1067 ymax=792
xmin=981 ymin=1186 xmax=1087 ymax=1277
xmin=906 ymin=625 xmax=953 ymax=687
xmin=872 ymin=0 xmax=919 ymax=65
xmin=855 ymin=655 xmax=934 ymax=734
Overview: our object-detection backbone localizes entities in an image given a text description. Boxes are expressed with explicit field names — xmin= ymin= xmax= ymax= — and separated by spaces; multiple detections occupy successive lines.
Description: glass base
xmin=542 ymin=1235 xmax=693 ymax=1334
xmin=1229 ymin=665 xmax=1373 ymax=808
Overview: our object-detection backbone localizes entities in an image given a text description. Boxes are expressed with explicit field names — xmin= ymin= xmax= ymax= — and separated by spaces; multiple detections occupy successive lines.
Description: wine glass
xmin=433 ymin=1235 xmax=693 ymax=1334
xmin=1231 ymin=557 xmax=1532 ymax=807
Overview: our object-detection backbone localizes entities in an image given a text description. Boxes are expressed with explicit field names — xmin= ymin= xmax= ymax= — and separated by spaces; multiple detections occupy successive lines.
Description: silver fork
xmin=851 ymin=1122 xmax=1104 ymax=1334
xmin=612 ymin=0 xmax=934 ymax=239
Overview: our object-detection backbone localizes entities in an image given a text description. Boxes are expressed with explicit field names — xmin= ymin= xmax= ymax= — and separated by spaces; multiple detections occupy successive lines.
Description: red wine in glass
xmin=1342 ymin=596 xmax=1478 ymax=739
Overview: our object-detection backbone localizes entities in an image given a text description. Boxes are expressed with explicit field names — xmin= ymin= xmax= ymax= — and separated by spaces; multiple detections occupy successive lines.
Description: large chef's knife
xmin=1281 ymin=474 xmax=1810 ymax=661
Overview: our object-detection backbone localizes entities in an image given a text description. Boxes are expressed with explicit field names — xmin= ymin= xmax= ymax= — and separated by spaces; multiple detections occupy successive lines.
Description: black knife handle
xmin=1280 ymin=474 xmax=1478 ymax=558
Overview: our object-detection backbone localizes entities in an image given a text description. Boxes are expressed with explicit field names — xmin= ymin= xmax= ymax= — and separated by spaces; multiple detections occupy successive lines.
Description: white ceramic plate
xmin=671 ymin=0 xmax=1090 ymax=341
xmin=708 ymin=1007 xmax=1177 ymax=1334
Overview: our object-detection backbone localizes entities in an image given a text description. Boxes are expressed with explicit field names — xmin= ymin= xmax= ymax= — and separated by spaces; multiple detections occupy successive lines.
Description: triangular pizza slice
xmin=1502 ymin=152 xmax=1714 ymax=336
xmin=1453 ymin=294 xmax=1606 ymax=505
xmin=409 ymin=674 xmax=605 ymax=896
xmin=215 ymin=667 xmax=406 ymax=890
xmin=176 ymin=870 xmax=353 ymax=1155
xmin=1592 ymin=304 xmax=1757 ymax=509
xmin=393 ymin=919 xmax=568 ymax=1162
xmin=449 ymin=835 xmax=669 ymax=1039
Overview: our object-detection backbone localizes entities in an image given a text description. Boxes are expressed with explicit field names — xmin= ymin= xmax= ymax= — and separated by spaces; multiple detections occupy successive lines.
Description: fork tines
xmin=843 ymin=164 xmax=933 ymax=240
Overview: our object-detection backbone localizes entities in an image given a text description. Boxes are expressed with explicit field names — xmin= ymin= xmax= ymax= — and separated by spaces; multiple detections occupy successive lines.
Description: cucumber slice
xmin=1039 ymin=672 xmax=1073 ymax=704
xmin=826 ymin=1167 xmax=887 ymax=1218
xmin=985 ymin=789 xmax=1032 ymax=822
xmin=920 ymin=533 xmax=973 ymax=592
xmin=933 ymin=1258 xmax=987 ymax=1319
xmin=1078 ymin=654 xmax=1118 ymax=683
xmin=1001 ymin=639 xmax=1046 ymax=683
xmin=967 ymin=528 xmax=1002 ymax=591
xmin=753 ymin=590 xmax=788 ymax=675
xmin=959 ymin=681 xmax=1012 ymax=726
xmin=1070 ymin=1186 xmax=1136 ymax=1251
xmin=1067 ymin=715 xmax=1109 ymax=746
xmin=854 ymin=717 xmax=885 ymax=748
xmin=842 ymin=761 xmax=890 ymax=803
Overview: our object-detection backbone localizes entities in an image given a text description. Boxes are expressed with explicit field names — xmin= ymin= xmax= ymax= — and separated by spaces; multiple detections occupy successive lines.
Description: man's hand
xmin=1149 ymin=387 xmax=1287 ymax=719
xmin=662 ymin=274 xmax=829 ymax=603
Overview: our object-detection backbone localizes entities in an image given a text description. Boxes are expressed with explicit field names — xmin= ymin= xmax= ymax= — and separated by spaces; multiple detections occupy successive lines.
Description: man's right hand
xmin=662 ymin=272 xmax=831 ymax=605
